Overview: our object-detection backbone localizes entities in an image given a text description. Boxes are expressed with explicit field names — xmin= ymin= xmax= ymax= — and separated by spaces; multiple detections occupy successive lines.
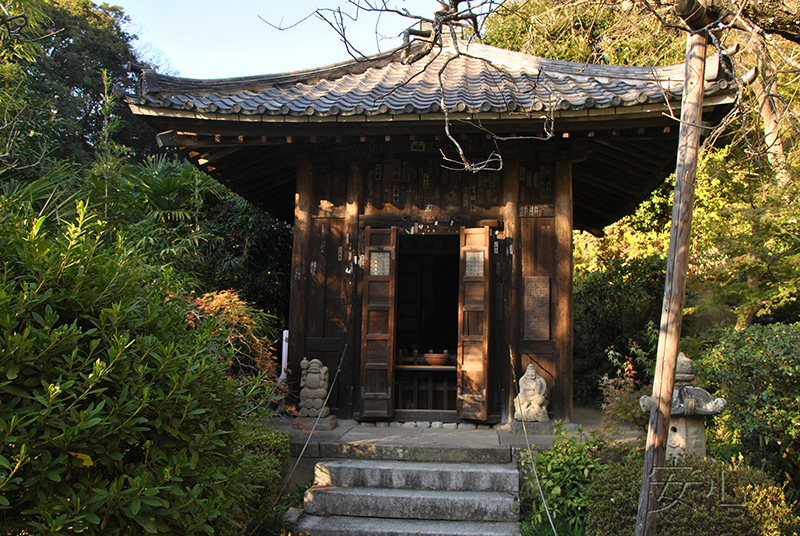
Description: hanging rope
xmin=512 ymin=346 xmax=558 ymax=536
xmin=248 ymin=342 xmax=348 ymax=536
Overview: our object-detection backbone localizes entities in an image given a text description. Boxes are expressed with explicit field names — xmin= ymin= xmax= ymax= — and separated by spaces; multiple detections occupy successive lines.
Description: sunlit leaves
xmin=699 ymin=323 xmax=800 ymax=494
xmin=482 ymin=0 xmax=685 ymax=66
xmin=520 ymin=422 xmax=606 ymax=529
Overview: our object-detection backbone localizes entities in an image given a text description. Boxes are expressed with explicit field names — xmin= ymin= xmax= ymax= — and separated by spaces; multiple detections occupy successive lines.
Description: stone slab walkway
xmin=270 ymin=406 xmax=637 ymax=488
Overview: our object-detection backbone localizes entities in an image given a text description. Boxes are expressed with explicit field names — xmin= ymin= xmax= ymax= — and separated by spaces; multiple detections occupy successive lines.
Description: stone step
xmin=318 ymin=441 xmax=511 ymax=463
xmin=304 ymin=486 xmax=517 ymax=521
xmin=315 ymin=459 xmax=519 ymax=492
xmin=294 ymin=515 xmax=522 ymax=536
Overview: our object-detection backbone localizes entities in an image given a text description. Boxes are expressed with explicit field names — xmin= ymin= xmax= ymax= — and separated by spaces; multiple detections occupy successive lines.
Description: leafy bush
xmin=190 ymin=290 xmax=280 ymax=376
xmin=122 ymin=158 xmax=293 ymax=326
xmin=698 ymin=323 xmax=800 ymax=498
xmin=598 ymin=350 xmax=651 ymax=437
xmin=573 ymin=255 xmax=664 ymax=403
xmin=233 ymin=422 xmax=292 ymax=536
xmin=522 ymin=517 xmax=584 ymax=536
xmin=0 ymin=200 xmax=275 ymax=534
xmin=234 ymin=423 xmax=291 ymax=512
xmin=586 ymin=452 xmax=799 ymax=536
xmin=193 ymin=193 xmax=293 ymax=325
xmin=519 ymin=422 xmax=606 ymax=530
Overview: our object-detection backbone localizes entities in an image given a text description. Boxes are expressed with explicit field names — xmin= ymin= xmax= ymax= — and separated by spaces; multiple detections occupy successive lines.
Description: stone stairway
xmin=294 ymin=459 xmax=521 ymax=536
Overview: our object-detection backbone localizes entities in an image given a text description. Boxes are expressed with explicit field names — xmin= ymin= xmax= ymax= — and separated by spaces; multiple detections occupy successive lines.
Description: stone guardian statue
xmin=514 ymin=364 xmax=549 ymax=422
xmin=299 ymin=357 xmax=330 ymax=418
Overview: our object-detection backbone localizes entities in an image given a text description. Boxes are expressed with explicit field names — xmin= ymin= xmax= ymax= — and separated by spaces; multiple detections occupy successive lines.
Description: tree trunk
xmin=736 ymin=272 xmax=763 ymax=329
xmin=752 ymin=44 xmax=793 ymax=188
xmin=676 ymin=0 xmax=800 ymax=44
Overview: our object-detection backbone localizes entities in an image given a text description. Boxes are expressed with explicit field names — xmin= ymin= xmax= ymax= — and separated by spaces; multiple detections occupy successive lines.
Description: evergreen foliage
xmin=194 ymin=194 xmax=292 ymax=325
xmin=29 ymin=0 xmax=155 ymax=162
xmin=0 ymin=7 xmax=293 ymax=532
xmin=690 ymin=148 xmax=800 ymax=328
xmin=586 ymin=452 xmax=799 ymax=536
xmin=572 ymin=255 xmax=664 ymax=403
xmin=699 ymin=323 xmax=800 ymax=499
xmin=519 ymin=423 xmax=606 ymax=530
xmin=0 ymin=198 xmax=280 ymax=534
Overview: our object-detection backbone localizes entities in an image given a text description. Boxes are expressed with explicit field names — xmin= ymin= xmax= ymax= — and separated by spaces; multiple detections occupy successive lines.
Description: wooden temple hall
xmin=126 ymin=29 xmax=734 ymax=424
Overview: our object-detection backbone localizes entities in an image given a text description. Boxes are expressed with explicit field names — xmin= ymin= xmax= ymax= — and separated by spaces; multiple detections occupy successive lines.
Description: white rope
xmin=249 ymin=342 xmax=348 ymax=536
xmin=512 ymin=349 xmax=558 ymax=536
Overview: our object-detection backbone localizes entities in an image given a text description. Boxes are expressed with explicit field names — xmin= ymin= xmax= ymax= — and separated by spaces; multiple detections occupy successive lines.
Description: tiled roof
xmin=128 ymin=37 xmax=730 ymax=117
xmin=126 ymin=37 xmax=736 ymax=229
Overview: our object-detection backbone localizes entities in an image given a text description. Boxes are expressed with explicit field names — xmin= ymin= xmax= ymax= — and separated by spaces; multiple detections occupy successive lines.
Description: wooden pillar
xmin=288 ymin=163 xmax=314 ymax=390
xmin=553 ymin=159 xmax=574 ymax=422
xmin=635 ymin=28 xmax=707 ymax=536
xmin=502 ymin=161 xmax=520 ymax=422
xmin=342 ymin=161 xmax=362 ymax=418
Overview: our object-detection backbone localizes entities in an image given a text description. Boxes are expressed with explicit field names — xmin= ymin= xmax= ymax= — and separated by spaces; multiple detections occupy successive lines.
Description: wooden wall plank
xmin=307 ymin=219 xmax=327 ymax=339
xmin=323 ymin=220 xmax=346 ymax=338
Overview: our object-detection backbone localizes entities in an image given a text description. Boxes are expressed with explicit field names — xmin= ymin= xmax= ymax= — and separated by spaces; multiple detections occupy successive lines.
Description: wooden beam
xmin=599 ymin=138 xmax=678 ymax=164
xmin=202 ymin=146 xmax=244 ymax=163
xmin=635 ymin=28 xmax=708 ymax=536
xmin=139 ymin=112 xmax=709 ymax=143
xmin=592 ymin=142 xmax=671 ymax=169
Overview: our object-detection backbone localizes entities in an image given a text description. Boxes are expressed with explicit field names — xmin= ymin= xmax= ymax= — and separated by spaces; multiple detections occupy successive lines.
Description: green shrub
xmin=233 ymin=422 xmax=291 ymax=517
xmin=520 ymin=422 xmax=606 ymax=530
xmin=522 ymin=517 xmax=584 ymax=536
xmin=234 ymin=422 xmax=295 ymax=536
xmin=573 ymin=255 xmax=664 ymax=403
xmin=698 ymin=323 xmax=800 ymax=498
xmin=598 ymin=350 xmax=652 ymax=438
xmin=586 ymin=453 xmax=799 ymax=536
xmin=0 ymin=200 xmax=275 ymax=534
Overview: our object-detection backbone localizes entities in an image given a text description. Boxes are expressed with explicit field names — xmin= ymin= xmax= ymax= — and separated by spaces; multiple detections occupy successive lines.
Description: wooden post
xmin=287 ymin=163 xmax=314 ymax=388
xmin=553 ymin=159 xmax=574 ymax=422
xmin=503 ymin=161 xmax=520 ymax=422
xmin=343 ymin=162 xmax=362 ymax=417
xmin=634 ymin=27 xmax=708 ymax=536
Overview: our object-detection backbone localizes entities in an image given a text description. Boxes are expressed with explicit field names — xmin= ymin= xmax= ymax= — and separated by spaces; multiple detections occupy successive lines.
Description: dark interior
xmin=396 ymin=234 xmax=459 ymax=356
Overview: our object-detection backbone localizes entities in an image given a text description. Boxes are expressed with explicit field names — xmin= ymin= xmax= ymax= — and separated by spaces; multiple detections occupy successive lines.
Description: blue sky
xmin=113 ymin=0 xmax=439 ymax=78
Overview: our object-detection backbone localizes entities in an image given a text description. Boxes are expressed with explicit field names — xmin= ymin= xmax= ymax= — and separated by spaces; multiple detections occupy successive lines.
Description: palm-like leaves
xmin=1 ymin=168 xmax=79 ymax=223
xmin=132 ymin=155 xmax=195 ymax=224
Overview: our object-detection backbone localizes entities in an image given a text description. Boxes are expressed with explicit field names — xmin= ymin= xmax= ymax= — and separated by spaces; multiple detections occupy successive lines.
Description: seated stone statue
xmin=514 ymin=364 xmax=549 ymax=422
xmin=299 ymin=357 xmax=330 ymax=418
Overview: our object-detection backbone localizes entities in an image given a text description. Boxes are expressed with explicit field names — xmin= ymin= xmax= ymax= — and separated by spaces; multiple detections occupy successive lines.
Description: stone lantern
xmin=640 ymin=353 xmax=726 ymax=458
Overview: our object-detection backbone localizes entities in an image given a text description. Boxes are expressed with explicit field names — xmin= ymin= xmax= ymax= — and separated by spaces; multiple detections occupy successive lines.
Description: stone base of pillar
xmin=293 ymin=415 xmax=338 ymax=431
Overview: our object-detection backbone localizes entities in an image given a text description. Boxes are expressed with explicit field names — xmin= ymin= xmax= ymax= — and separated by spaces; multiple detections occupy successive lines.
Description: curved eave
xmin=127 ymin=91 xmax=733 ymax=127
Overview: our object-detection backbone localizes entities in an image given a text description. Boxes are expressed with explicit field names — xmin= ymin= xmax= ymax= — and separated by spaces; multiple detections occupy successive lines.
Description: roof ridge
xmin=131 ymin=36 xmax=722 ymax=98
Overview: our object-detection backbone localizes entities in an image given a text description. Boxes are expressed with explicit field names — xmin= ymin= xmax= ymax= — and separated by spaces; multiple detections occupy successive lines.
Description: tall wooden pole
xmin=634 ymin=26 xmax=708 ymax=536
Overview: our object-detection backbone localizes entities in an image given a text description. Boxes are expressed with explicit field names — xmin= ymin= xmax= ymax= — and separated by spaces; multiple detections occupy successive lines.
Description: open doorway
xmin=394 ymin=234 xmax=459 ymax=414
xmin=396 ymin=234 xmax=459 ymax=355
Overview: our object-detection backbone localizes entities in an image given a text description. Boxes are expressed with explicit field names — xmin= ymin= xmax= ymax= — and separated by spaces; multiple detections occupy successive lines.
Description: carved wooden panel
xmin=523 ymin=276 xmax=550 ymax=341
